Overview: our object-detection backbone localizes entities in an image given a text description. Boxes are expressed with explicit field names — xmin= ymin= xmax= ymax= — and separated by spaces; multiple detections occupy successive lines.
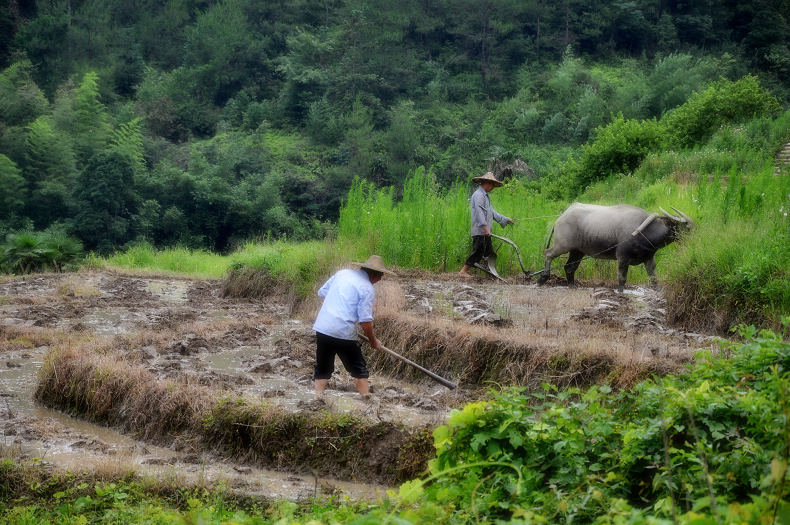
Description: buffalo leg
xmin=617 ymin=259 xmax=629 ymax=292
xmin=644 ymin=256 xmax=657 ymax=288
xmin=537 ymin=254 xmax=554 ymax=285
xmin=564 ymin=251 xmax=584 ymax=287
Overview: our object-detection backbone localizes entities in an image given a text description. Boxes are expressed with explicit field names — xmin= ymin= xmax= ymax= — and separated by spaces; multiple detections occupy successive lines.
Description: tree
xmin=73 ymin=150 xmax=140 ymax=252
xmin=0 ymin=60 xmax=49 ymax=126
xmin=13 ymin=12 xmax=70 ymax=94
xmin=112 ymin=28 xmax=145 ymax=95
xmin=276 ymin=27 xmax=337 ymax=123
xmin=23 ymin=116 xmax=76 ymax=228
xmin=0 ymin=0 xmax=17 ymax=68
xmin=0 ymin=154 xmax=26 ymax=221
xmin=109 ymin=117 xmax=146 ymax=176
xmin=71 ymin=72 xmax=111 ymax=163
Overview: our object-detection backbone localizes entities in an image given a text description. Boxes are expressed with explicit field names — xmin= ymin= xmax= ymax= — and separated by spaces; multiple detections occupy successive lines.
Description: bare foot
xmin=458 ymin=270 xmax=473 ymax=278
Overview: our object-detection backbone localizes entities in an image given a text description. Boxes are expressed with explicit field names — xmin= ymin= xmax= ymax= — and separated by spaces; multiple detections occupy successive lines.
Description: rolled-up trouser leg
xmin=464 ymin=235 xmax=493 ymax=267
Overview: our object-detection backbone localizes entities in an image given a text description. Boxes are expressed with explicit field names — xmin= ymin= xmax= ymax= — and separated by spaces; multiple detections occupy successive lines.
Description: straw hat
xmin=471 ymin=171 xmax=503 ymax=187
xmin=354 ymin=255 xmax=396 ymax=275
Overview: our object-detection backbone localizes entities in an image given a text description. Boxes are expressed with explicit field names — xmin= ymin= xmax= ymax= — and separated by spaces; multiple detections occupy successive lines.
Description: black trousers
xmin=464 ymin=235 xmax=493 ymax=267
xmin=314 ymin=332 xmax=369 ymax=380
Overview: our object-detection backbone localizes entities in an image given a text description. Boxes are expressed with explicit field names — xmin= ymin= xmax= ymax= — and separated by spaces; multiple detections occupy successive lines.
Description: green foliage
xmin=182 ymin=0 xmax=266 ymax=106
xmin=1 ymin=230 xmax=83 ymax=274
xmin=228 ymin=239 xmax=341 ymax=298
xmin=0 ymin=154 xmax=26 ymax=221
xmin=662 ymin=75 xmax=781 ymax=149
xmin=0 ymin=60 xmax=49 ymax=126
xmin=71 ymin=72 xmax=111 ymax=163
xmin=12 ymin=12 xmax=69 ymax=94
xmin=410 ymin=327 xmax=790 ymax=523
xmin=575 ymin=115 xmax=664 ymax=187
xmin=570 ymin=75 xmax=779 ymax=191
xmin=644 ymin=53 xmax=718 ymax=117
xmin=94 ymin=242 xmax=231 ymax=278
xmin=663 ymin=192 xmax=790 ymax=330
xmin=22 ymin=115 xmax=77 ymax=228
xmin=338 ymin=169 xmax=471 ymax=271
xmin=73 ymin=149 xmax=139 ymax=253
xmin=108 ymin=117 xmax=145 ymax=176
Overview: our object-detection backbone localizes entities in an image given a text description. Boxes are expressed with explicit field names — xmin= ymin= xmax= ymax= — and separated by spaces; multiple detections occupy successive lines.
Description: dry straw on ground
xmin=366 ymin=279 xmax=698 ymax=391
xmin=35 ymin=346 xmax=433 ymax=484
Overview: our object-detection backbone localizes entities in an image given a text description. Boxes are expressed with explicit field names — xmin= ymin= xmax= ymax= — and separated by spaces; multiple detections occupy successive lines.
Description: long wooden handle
xmin=358 ymin=334 xmax=457 ymax=389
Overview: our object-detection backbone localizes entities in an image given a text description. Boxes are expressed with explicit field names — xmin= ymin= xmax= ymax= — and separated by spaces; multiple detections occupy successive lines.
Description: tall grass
xmin=338 ymin=166 xmax=695 ymax=283
xmin=338 ymin=167 xmax=469 ymax=271
xmin=91 ymin=242 xmax=231 ymax=278
xmin=662 ymin=165 xmax=790 ymax=330
xmin=338 ymin=167 xmax=565 ymax=275
xmin=227 ymin=239 xmax=342 ymax=298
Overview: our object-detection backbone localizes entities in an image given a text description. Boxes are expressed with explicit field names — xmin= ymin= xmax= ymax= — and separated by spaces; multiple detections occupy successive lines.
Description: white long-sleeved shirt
xmin=312 ymin=269 xmax=375 ymax=340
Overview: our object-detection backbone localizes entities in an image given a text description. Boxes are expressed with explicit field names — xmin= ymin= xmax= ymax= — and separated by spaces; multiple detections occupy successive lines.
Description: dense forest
xmin=1 ymin=0 xmax=789 ymax=254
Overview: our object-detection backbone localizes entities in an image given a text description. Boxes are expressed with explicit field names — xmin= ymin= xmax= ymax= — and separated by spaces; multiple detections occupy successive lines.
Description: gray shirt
xmin=469 ymin=186 xmax=510 ymax=236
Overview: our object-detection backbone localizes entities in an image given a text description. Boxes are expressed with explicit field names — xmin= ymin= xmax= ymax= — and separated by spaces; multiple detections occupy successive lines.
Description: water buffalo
xmin=537 ymin=203 xmax=694 ymax=291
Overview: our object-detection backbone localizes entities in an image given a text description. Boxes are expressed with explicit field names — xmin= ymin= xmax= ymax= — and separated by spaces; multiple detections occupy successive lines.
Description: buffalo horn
xmin=659 ymin=206 xmax=682 ymax=221
xmin=632 ymin=213 xmax=658 ymax=236
xmin=671 ymin=206 xmax=693 ymax=224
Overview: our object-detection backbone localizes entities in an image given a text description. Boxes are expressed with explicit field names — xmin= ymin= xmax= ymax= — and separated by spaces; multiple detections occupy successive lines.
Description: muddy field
xmin=0 ymin=269 xmax=718 ymax=500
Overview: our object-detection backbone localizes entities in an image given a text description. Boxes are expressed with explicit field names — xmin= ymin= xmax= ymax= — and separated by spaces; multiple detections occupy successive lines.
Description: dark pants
xmin=464 ymin=235 xmax=494 ymax=267
xmin=314 ymin=332 xmax=369 ymax=380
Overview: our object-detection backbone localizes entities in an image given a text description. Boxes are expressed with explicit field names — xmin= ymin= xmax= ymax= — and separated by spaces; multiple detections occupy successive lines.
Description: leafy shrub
xmin=662 ymin=75 xmax=781 ymax=149
xmin=1 ymin=230 xmax=83 ymax=274
xmin=574 ymin=114 xmax=664 ymax=188
xmin=402 ymin=325 xmax=790 ymax=523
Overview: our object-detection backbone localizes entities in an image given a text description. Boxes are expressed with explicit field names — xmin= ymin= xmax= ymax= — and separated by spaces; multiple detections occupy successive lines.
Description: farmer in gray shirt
xmin=459 ymin=172 xmax=512 ymax=278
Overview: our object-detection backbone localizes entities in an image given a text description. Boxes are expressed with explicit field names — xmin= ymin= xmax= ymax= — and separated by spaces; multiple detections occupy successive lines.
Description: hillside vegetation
xmin=1 ymin=0 xmax=789 ymax=251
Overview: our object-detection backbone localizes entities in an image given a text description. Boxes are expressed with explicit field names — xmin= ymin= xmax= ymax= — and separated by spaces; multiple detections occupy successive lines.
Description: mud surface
xmin=0 ymin=270 xmax=717 ymax=500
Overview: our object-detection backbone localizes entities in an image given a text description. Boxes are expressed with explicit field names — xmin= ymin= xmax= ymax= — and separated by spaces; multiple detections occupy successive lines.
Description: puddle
xmin=147 ymin=280 xmax=190 ymax=303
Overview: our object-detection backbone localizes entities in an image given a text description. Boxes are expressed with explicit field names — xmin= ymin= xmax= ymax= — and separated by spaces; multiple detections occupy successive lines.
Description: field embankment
xmin=35 ymin=346 xmax=432 ymax=485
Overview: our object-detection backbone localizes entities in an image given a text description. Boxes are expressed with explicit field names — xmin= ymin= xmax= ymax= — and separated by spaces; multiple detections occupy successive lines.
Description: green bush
xmin=574 ymin=115 xmax=664 ymax=188
xmin=1 ymin=230 xmax=83 ymax=274
xmin=662 ymin=75 xmax=781 ymax=149
xmin=404 ymin=324 xmax=790 ymax=523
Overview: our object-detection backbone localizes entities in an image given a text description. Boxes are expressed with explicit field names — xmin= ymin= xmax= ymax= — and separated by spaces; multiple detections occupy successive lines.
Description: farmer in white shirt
xmin=312 ymin=255 xmax=394 ymax=398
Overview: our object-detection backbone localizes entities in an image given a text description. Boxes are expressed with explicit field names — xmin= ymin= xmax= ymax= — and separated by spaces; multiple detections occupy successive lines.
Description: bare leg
xmin=458 ymin=265 xmax=473 ymax=278
xmin=355 ymin=378 xmax=370 ymax=395
xmin=314 ymin=379 xmax=328 ymax=398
